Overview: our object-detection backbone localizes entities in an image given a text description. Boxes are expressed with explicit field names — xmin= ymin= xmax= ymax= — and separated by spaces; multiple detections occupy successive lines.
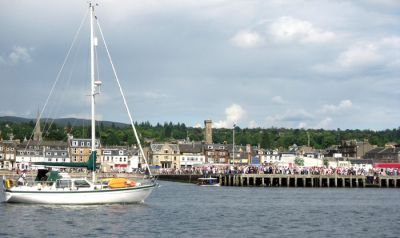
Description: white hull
xmin=4 ymin=184 xmax=155 ymax=204
xmin=198 ymin=184 xmax=220 ymax=187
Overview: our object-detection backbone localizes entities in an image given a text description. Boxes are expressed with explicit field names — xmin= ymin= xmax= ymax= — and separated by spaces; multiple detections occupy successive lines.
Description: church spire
xmin=33 ymin=109 xmax=42 ymax=141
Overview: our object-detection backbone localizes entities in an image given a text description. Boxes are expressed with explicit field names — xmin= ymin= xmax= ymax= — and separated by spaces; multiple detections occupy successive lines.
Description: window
xmin=87 ymin=142 xmax=90 ymax=147
xmin=56 ymin=180 xmax=72 ymax=189
xmin=72 ymin=141 xmax=78 ymax=146
xmin=164 ymin=150 xmax=168 ymax=154
xmin=120 ymin=158 xmax=122 ymax=162
xmin=54 ymin=152 xmax=58 ymax=156
xmin=208 ymin=146 xmax=213 ymax=149
xmin=119 ymin=150 xmax=124 ymax=155
xmin=46 ymin=152 xmax=51 ymax=156
xmin=74 ymin=180 xmax=90 ymax=188
xmin=81 ymin=142 xmax=84 ymax=147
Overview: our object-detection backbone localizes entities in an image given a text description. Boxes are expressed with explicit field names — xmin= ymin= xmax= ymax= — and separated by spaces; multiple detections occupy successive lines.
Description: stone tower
xmin=204 ymin=119 xmax=212 ymax=144
xmin=33 ymin=110 xmax=42 ymax=142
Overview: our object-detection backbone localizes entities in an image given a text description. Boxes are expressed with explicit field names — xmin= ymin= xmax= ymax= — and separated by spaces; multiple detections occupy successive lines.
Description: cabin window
xmin=56 ymin=180 xmax=72 ymax=189
xmin=74 ymin=180 xmax=90 ymax=188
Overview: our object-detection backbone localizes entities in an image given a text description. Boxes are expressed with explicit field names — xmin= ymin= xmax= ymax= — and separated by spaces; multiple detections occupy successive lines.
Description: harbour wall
xmin=158 ymin=174 xmax=400 ymax=188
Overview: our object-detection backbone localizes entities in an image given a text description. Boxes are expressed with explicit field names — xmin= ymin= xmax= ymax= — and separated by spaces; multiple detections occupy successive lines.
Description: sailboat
xmin=2 ymin=2 xmax=157 ymax=204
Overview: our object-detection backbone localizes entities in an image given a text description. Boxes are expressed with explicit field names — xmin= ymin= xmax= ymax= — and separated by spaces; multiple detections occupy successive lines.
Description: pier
xmin=218 ymin=174 xmax=400 ymax=188
xmin=157 ymin=174 xmax=400 ymax=188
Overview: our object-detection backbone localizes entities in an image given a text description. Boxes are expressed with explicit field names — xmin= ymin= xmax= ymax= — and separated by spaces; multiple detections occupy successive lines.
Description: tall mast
xmin=90 ymin=2 xmax=96 ymax=183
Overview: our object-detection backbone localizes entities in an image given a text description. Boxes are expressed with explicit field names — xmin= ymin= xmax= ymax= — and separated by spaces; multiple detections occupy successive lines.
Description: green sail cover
xmin=34 ymin=151 xmax=97 ymax=171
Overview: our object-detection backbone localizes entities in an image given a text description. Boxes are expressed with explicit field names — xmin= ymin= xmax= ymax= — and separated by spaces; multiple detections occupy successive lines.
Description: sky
xmin=0 ymin=0 xmax=399 ymax=130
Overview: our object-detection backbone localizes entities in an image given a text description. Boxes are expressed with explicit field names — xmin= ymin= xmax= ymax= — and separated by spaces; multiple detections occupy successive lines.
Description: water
xmin=1 ymin=181 xmax=399 ymax=238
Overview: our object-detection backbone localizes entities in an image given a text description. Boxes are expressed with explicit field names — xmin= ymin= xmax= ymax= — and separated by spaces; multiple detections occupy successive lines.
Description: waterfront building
xmin=227 ymin=144 xmax=263 ymax=165
xmin=150 ymin=143 xmax=180 ymax=169
xmin=178 ymin=142 xmax=205 ymax=168
xmin=127 ymin=147 xmax=140 ymax=172
xmin=68 ymin=136 xmax=101 ymax=163
xmin=364 ymin=144 xmax=400 ymax=163
xmin=0 ymin=140 xmax=18 ymax=170
xmin=338 ymin=139 xmax=376 ymax=159
xmin=263 ymin=149 xmax=280 ymax=164
xmin=203 ymin=143 xmax=229 ymax=164
xmin=277 ymin=152 xmax=297 ymax=167
xmin=15 ymin=140 xmax=68 ymax=170
xmin=101 ymin=147 xmax=129 ymax=172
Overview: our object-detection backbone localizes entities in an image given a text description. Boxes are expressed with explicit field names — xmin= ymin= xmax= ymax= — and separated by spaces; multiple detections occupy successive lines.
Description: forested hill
xmin=0 ymin=116 xmax=399 ymax=149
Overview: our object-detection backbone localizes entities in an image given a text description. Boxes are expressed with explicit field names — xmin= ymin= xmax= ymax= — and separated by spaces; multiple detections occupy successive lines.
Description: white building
xmin=179 ymin=143 xmax=205 ymax=168
xmin=263 ymin=149 xmax=279 ymax=164
xmin=101 ymin=147 xmax=139 ymax=172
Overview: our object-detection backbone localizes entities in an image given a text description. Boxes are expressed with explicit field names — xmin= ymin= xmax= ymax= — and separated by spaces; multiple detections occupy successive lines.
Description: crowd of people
xmin=158 ymin=164 xmax=399 ymax=177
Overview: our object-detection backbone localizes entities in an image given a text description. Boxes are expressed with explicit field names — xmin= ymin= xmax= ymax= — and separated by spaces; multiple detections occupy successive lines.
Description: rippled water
xmin=1 ymin=181 xmax=399 ymax=238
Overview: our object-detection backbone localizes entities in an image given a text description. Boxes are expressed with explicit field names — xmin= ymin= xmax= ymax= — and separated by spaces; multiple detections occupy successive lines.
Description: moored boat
xmin=1 ymin=2 xmax=157 ymax=204
xmin=197 ymin=177 xmax=220 ymax=187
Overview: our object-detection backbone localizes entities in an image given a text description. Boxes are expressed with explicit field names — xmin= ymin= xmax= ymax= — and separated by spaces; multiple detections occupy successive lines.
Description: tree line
xmin=0 ymin=120 xmax=399 ymax=149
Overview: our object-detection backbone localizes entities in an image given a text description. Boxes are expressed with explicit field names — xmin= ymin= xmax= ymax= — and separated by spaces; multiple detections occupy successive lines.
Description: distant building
xmin=150 ymin=143 xmax=180 ymax=169
xmin=68 ymin=136 xmax=101 ymax=163
xmin=338 ymin=139 xmax=376 ymax=159
xmin=33 ymin=111 xmax=42 ymax=142
xmin=178 ymin=143 xmax=205 ymax=168
xmin=101 ymin=147 xmax=129 ymax=172
xmin=16 ymin=140 xmax=68 ymax=170
xmin=364 ymin=146 xmax=400 ymax=163
xmin=203 ymin=144 xmax=229 ymax=164
xmin=204 ymin=120 xmax=212 ymax=144
xmin=0 ymin=140 xmax=18 ymax=170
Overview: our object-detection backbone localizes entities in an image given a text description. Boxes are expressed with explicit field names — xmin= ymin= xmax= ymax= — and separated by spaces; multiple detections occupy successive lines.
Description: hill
xmin=0 ymin=116 xmax=129 ymax=128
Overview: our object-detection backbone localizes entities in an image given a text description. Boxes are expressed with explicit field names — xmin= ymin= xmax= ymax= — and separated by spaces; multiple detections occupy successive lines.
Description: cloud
xmin=315 ymin=36 xmax=400 ymax=73
xmin=269 ymin=16 xmax=335 ymax=44
xmin=1 ymin=46 xmax=34 ymax=65
xmin=231 ymin=30 xmax=262 ymax=48
xmin=248 ymin=120 xmax=258 ymax=128
xmin=214 ymin=104 xmax=245 ymax=128
xmin=271 ymin=96 xmax=287 ymax=104
xmin=321 ymin=100 xmax=353 ymax=114
xmin=193 ymin=123 xmax=202 ymax=128
xmin=337 ymin=43 xmax=383 ymax=68
xmin=314 ymin=117 xmax=332 ymax=129
xmin=297 ymin=122 xmax=307 ymax=129
xmin=265 ymin=109 xmax=314 ymax=127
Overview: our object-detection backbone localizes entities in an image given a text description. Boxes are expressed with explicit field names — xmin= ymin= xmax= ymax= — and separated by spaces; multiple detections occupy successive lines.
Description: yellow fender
xmin=5 ymin=179 xmax=13 ymax=189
